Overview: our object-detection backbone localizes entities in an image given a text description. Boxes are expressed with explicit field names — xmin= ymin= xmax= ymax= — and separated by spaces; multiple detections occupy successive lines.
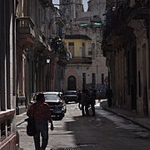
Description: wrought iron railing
xmin=69 ymin=57 xmax=92 ymax=64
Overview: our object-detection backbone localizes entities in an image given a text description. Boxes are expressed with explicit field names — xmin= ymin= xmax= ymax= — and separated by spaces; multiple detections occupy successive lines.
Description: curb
xmin=16 ymin=119 xmax=26 ymax=127
xmin=16 ymin=112 xmax=28 ymax=127
xmin=101 ymin=106 xmax=150 ymax=131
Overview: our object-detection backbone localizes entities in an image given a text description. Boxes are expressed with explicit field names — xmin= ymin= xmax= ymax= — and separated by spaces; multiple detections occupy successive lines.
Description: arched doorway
xmin=68 ymin=76 xmax=76 ymax=90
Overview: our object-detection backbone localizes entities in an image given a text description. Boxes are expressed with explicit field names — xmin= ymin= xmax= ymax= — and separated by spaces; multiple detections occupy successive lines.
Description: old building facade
xmin=64 ymin=34 xmax=92 ymax=90
xmin=60 ymin=0 xmax=108 ymax=91
xmin=102 ymin=0 xmax=150 ymax=116
xmin=0 ymin=0 xmax=18 ymax=150
xmin=16 ymin=0 xmax=55 ymax=112
xmin=16 ymin=0 xmax=69 ymax=107
xmin=0 ymin=0 xmax=68 ymax=149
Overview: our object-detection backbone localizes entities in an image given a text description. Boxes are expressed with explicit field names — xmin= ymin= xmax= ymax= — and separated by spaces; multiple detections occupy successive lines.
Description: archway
xmin=68 ymin=76 xmax=76 ymax=90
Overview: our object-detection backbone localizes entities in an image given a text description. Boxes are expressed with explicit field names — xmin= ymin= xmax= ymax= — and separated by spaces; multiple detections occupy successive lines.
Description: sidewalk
xmin=16 ymin=112 xmax=28 ymax=126
xmin=100 ymin=100 xmax=150 ymax=131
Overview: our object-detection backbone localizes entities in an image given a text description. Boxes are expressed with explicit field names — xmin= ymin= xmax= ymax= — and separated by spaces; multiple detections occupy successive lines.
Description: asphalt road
xmin=17 ymin=102 xmax=150 ymax=150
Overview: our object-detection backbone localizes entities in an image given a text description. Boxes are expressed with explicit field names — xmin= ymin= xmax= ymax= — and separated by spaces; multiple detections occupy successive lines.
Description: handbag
xmin=25 ymin=104 xmax=37 ymax=136
xmin=25 ymin=117 xmax=36 ymax=136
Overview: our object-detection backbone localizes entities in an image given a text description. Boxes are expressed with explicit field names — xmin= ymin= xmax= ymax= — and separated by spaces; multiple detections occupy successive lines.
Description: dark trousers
xmin=34 ymin=121 xmax=48 ymax=150
xmin=108 ymin=98 xmax=112 ymax=107
xmin=81 ymin=104 xmax=89 ymax=116
xmin=91 ymin=104 xmax=95 ymax=116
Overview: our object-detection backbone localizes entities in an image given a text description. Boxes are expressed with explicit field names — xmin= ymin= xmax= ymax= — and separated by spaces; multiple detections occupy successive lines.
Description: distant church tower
xmin=87 ymin=0 xmax=106 ymax=22
xmin=59 ymin=0 xmax=84 ymax=22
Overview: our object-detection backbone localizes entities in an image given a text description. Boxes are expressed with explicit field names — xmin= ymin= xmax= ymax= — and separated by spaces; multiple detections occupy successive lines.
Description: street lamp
xmin=46 ymin=58 xmax=50 ymax=64
xmin=46 ymin=58 xmax=51 ymax=91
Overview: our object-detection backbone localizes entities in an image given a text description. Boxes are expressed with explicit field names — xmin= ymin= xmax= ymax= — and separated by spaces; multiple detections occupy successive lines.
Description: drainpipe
xmin=28 ymin=47 xmax=32 ymax=101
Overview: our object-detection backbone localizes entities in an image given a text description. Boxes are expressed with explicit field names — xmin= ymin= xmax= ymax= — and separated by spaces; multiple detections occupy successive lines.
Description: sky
xmin=52 ymin=0 xmax=88 ymax=11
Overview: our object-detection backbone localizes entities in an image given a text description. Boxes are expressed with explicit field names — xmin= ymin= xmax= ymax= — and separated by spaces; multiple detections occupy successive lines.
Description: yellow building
xmin=64 ymin=34 xmax=93 ymax=91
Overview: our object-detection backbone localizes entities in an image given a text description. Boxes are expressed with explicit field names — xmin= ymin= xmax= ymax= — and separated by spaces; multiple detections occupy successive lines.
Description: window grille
xmin=1 ymin=122 xmax=6 ymax=141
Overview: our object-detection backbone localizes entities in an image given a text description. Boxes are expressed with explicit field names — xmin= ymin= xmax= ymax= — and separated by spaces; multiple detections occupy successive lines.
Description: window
xmin=69 ymin=42 xmax=74 ymax=46
xmin=82 ymin=42 xmax=85 ymax=57
xmin=92 ymin=73 xmax=95 ymax=87
xmin=0 ymin=119 xmax=12 ymax=141
xmin=138 ymin=71 xmax=141 ymax=97
xmin=101 ymin=73 xmax=104 ymax=84
xmin=88 ymin=50 xmax=92 ymax=55
xmin=82 ymin=73 xmax=86 ymax=89
xmin=68 ymin=42 xmax=74 ymax=57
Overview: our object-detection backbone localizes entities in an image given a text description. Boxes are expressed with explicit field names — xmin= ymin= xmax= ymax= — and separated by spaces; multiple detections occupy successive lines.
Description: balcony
xmin=17 ymin=17 xmax=35 ymax=37
xmin=16 ymin=17 xmax=35 ymax=46
xmin=58 ymin=56 xmax=68 ymax=66
xmin=38 ymin=0 xmax=53 ymax=8
xmin=33 ymin=28 xmax=47 ymax=52
xmin=125 ymin=0 xmax=149 ymax=21
xmin=69 ymin=57 xmax=92 ymax=64
xmin=131 ymin=7 xmax=149 ymax=20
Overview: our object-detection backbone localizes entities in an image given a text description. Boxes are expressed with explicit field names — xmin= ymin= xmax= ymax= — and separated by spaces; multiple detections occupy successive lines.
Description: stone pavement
xmin=16 ymin=111 xmax=28 ymax=127
xmin=16 ymin=101 xmax=150 ymax=131
xmin=16 ymin=101 xmax=150 ymax=150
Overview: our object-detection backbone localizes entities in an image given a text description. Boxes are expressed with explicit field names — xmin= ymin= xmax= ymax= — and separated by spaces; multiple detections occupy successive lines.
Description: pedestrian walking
xmin=106 ymin=87 xmax=113 ymax=107
xmin=77 ymin=90 xmax=82 ymax=109
xmin=81 ymin=89 xmax=89 ymax=116
xmin=89 ymin=89 xmax=96 ymax=116
xmin=27 ymin=93 xmax=54 ymax=150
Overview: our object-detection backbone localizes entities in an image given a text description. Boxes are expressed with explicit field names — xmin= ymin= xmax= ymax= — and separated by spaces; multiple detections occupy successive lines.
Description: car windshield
xmin=44 ymin=94 xmax=58 ymax=100
xmin=65 ymin=91 xmax=76 ymax=95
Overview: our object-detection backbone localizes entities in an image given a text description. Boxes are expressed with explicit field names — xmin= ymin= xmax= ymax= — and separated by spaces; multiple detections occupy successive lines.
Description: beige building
xmin=60 ymin=0 xmax=108 ymax=91
xmin=64 ymin=34 xmax=92 ymax=90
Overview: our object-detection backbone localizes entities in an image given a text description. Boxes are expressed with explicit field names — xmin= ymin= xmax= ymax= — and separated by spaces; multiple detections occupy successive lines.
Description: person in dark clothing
xmin=27 ymin=93 xmax=54 ymax=150
xmin=106 ymin=88 xmax=113 ymax=107
xmin=81 ymin=89 xmax=89 ymax=116
xmin=77 ymin=90 xmax=82 ymax=109
xmin=89 ymin=90 xmax=96 ymax=116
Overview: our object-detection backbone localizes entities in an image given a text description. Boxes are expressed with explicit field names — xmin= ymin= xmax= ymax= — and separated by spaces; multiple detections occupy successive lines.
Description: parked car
xmin=31 ymin=91 xmax=66 ymax=120
xmin=63 ymin=90 xmax=78 ymax=103
xmin=96 ymin=90 xmax=107 ymax=100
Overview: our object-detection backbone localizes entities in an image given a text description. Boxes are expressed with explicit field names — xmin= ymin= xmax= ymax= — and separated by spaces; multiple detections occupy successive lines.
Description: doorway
xmin=68 ymin=76 xmax=76 ymax=90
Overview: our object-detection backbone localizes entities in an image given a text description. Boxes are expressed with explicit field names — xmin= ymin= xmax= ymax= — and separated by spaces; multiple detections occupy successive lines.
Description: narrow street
xmin=17 ymin=102 xmax=150 ymax=150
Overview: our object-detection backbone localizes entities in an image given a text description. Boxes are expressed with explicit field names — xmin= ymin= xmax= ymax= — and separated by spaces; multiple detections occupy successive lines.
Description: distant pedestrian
xmin=77 ymin=90 xmax=82 ymax=109
xmin=27 ymin=93 xmax=54 ymax=150
xmin=106 ymin=88 xmax=113 ymax=107
xmin=96 ymin=90 xmax=101 ymax=103
xmin=88 ymin=90 xmax=96 ymax=116
xmin=81 ymin=89 xmax=89 ymax=116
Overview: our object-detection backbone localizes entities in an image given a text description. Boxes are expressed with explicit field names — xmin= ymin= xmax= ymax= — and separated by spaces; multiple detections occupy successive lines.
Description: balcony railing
xmin=103 ymin=0 xmax=149 ymax=38
xmin=69 ymin=57 xmax=92 ymax=64
xmin=17 ymin=17 xmax=35 ymax=37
